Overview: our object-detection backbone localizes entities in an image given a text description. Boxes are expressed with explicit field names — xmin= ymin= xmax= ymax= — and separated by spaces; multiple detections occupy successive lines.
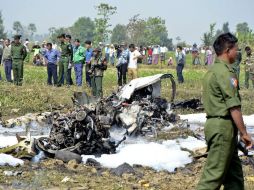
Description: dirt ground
xmin=0 ymin=157 xmax=253 ymax=190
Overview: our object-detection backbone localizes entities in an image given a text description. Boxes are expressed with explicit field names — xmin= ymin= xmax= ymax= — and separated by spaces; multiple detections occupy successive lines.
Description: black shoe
xmin=57 ymin=84 xmax=62 ymax=87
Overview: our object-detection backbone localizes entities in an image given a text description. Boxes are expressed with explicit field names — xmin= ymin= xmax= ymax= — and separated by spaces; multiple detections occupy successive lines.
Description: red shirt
xmin=148 ymin=49 xmax=153 ymax=56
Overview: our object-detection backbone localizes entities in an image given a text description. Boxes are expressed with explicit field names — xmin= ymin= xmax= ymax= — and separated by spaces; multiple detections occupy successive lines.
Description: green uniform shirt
xmin=203 ymin=58 xmax=241 ymax=117
xmin=11 ymin=43 xmax=27 ymax=60
xmin=60 ymin=42 xmax=72 ymax=57
xmin=244 ymin=54 xmax=254 ymax=74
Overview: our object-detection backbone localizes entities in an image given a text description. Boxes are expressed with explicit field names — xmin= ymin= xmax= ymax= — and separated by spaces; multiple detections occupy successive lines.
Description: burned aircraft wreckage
xmin=1 ymin=74 xmax=202 ymax=160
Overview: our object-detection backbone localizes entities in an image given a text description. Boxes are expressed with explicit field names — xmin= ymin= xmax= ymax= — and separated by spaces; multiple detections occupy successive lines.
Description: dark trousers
xmin=47 ymin=64 xmax=58 ymax=85
xmin=105 ymin=53 xmax=110 ymax=62
xmin=91 ymin=76 xmax=103 ymax=98
xmin=85 ymin=63 xmax=91 ymax=87
xmin=60 ymin=68 xmax=73 ymax=85
xmin=117 ymin=63 xmax=128 ymax=86
xmin=12 ymin=60 xmax=23 ymax=86
xmin=176 ymin=64 xmax=184 ymax=83
xmin=74 ymin=63 xmax=83 ymax=86
xmin=4 ymin=59 xmax=12 ymax=82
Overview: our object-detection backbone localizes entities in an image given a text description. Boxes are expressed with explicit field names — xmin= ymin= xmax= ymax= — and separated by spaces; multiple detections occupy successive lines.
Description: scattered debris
xmin=0 ymin=74 xmax=209 ymax=173
xmin=54 ymin=150 xmax=82 ymax=163
xmin=67 ymin=159 xmax=79 ymax=170
xmin=86 ymin=158 xmax=101 ymax=168
xmin=61 ymin=176 xmax=74 ymax=183
xmin=171 ymin=98 xmax=203 ymax=110
xmin=138 ymin=179 xmax=150 ymax=188
xmin=0 ymin=134 xmax=35 ymax=159
xmin=111 ymin=163 xmax=135 ymax=176
xmin=3 ymin=170 xmax=22 ymax=176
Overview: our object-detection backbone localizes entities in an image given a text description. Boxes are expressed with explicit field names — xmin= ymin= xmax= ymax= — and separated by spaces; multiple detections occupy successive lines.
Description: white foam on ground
xmin=0 ymin=153 xmax=24 ymax=166
xmin=177 ymin=136 xmax=207 ymax=151
xmin=82 ymin=136 xmax=206 ymax=172
xmin=0 ymin=125 xmax=26 ymax=133
xmin=0 ymin=136 xmax=18 ymax=148
xmin=243 ymin=115 xmax=254 ymax=127
xmin=179 ymin=113 xmax=254 ymax=127
xmin=179 ymin=113 xmax=206 ymax=124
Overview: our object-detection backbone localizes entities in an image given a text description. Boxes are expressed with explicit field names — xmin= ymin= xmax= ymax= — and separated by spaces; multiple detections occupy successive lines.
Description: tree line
xmin=0 ymin=3 xmax=253 ymax=49
xmin=202 ymin=22 xmax=254 ymax=48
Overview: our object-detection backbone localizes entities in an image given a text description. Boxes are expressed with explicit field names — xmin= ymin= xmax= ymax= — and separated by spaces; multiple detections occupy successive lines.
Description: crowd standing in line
xmin=0 ymin=34 xmax=253 ymax=95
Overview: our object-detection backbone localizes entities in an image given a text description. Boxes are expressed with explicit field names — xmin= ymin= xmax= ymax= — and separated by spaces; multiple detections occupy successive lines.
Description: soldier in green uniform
xmin=197 ymin=33 xmax=253 ymax=190
xmin=88 ymin=48 xmax=107 ymax=99
xmin=243 ymin=46 xmax=254 ymax=89
xmin=11 ymin=35 xmax=27 ymax=86
xmin=57 ymin=34 xmax=73 ymax=87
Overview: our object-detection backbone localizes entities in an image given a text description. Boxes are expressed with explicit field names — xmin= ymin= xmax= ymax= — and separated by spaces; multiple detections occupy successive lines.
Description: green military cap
xmin=13 ymin=35 xmax=22 ymax=40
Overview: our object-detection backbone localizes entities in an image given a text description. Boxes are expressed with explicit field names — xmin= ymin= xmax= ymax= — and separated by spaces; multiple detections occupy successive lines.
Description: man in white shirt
xmin=128 ymin=44 xmax=142 ymax=80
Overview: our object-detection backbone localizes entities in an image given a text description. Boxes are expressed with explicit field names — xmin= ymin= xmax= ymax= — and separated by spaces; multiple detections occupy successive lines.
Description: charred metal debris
xmin=1 ymin=74 xmax=203 ymax=158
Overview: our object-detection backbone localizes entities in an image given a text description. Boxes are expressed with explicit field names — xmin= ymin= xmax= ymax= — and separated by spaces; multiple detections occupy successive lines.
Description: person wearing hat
xmin=73 ymin=39 xmax=85 ymax=86
xmin=89 ymin=47 xmax=107 ymax=98
xmin=57 ymin=33 xmax=72 ymax=87
xmin=11 ymin=35 xmax=27 ymax=86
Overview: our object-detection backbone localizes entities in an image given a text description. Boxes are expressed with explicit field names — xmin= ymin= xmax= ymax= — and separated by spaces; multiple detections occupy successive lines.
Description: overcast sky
xmin=1 ymin=0 xmax=254 ymax=44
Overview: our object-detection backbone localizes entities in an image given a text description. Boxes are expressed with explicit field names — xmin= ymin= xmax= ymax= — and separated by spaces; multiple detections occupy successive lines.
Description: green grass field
xmin=0 ymin=52 xmax=253 ymax=119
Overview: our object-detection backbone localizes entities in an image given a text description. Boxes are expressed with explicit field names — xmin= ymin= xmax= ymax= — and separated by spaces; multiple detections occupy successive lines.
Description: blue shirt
xmin=105 ymin=47 xmax=110 ymax=54
xmin=43 ymin=48 xmax=60 ymax=64
xmin=85 ymin=48 xmax=93 ymax=63
xmin=118 ymin=49 xmax=130 ymax=64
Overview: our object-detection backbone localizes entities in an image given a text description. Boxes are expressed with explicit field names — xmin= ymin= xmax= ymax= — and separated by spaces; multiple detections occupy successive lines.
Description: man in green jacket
xmin=197 ymin=33 xmax=253 ymax=190
xmin=11 ymin=35 xmax=27 ymax=86
xmin=73 ymin=39 xmax=85 ymax=86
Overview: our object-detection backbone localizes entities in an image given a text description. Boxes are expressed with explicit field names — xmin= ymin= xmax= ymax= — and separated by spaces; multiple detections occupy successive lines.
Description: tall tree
xmin=144 ymin=17 xmax=169 ymax=46
xmin=48 ymin=27 xmax=56 ymax=38
xmin=201 ymin=23 xmax=216 ymax=46
xmin=126 ymin=14 xmax=146 ymax=45
xmin=70 ymin=17 xmax=95 ymax=41
xmin=111 ymin=24 xmax=128 ymax=44
xmin=222 ymin=22 xmax=230 ymax=33
xmin=28 ymin=23 xmax=37 ymax=39
xmin=175 ymin=36 xmax=181 ymax=44
xmin=236 ymin=22 xmax=250 ymax=34
xmin=13 ymin=21 xmax=23 ymax=34
xmin=94 ymin=3 xmax=117 ymax=44
xmin=236 ymin=22 xmax=254 ymax=47
xmin=0 ymin=11 xmax=7 ymax=39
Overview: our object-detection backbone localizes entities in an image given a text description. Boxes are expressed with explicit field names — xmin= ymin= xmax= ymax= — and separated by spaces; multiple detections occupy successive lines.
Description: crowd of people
xmin=0 ymin=34 xmax=254 ymax=96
